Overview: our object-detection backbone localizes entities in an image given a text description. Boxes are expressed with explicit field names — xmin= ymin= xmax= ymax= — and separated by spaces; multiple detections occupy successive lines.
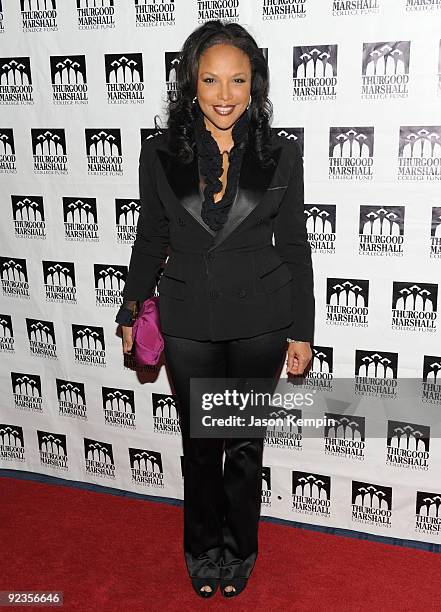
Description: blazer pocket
xmin=158 ymin=274 xmax=187 ymax=301
xmin=259 ymin=262 xmax=293 ymax=294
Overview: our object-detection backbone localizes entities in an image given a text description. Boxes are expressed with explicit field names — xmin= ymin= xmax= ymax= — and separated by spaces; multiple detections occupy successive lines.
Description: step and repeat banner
xmin=1 ymin=0 xmax=441 ymax=548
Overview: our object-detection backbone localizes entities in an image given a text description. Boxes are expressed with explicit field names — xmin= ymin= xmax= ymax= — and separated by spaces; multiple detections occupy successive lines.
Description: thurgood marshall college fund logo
xmin=102 ymin=386 xmax=136 ymax=429
xmin=293 ymin=45 xmax=338 ymax=101
xmin=398 ymin=126 xmax=441 ymax=180
xmin=415 ymin=491 xmax=441 ymax=536
xmin=76 ymin=0 xmax=115 ymax=30
xmin=0 ymin=57 xmax=33 ymax=105
xmin=20 ymin=0 xmax=58 ymax=32
xmin=31 ymin=128 xmax=67 ymax=174
xmin=261 ymin=0 xmax=306 ymax=20
xmin=304 ymin=345 xmax=334 ymax=390
xmin=324 ymin=412 xmax=366 ymax=461
xmin=359 ymin=205 xmax=405 ymax=256
xmin=197 ymin=0 xmax=240 ymax=23
xmin=135 ymin=0 xmax=175 ymax=27
xmin=152 ymin=393 xmax=181 ymax=435
xmin=130 ymin=448 xmax=165 ymax=488
xmin=351 ymin=480 xmax=392 ymax=529
xmin=63 ymin=197 xmax=99 ymax=242
xmin=354 ymin=349 xmax=398 ymax=384
xmin=0 ymin=424 xmax=25 ymax=463
xmin=0 ymin=129 xmax=16 ymax=173
xmin=85 ymin=129 xmax=122 ymax=175
xmin=421 ymin=354 xmax=441 ymax=405
xmin=386 ymin=420 xmax=430 ymax=470
xmin=329 ymin=127 xmax=374 ymax=179
xmin=306 ymin=204 xmax=336 ymax=254
xmin=264 ymin=406 xmax=302 ymax=450
xmin=84 ymin=438 xmax=115 ymax=479
xmin=43 ymin=260 xmax=76 ymax=303
xmin=116 ymin=198 xmax=140 ymax=243
xmin=56 ymin=377 xmax=87 ymax=419
xmin=332 ymin=0 xmax=379 ymax=16
xmin=326 ymin=277 xmax=369 ymax=327
xmin=361 ymin=41 xmax=410 ymax=100
xmin=26 ymin=317 xmax=57 ymax=359
xmin=11 ymin=371 xmax=43 ymax=412
xmin=104 ymin=53 xmax=144 ymax=104
xmin=94 ymin=264 xmax=127 ymax=306
xmin=391 ymin=281 xmax=438 ymax=332
xmin=0 ymin=257 xmax=30 ymax=299
xmin=354 ymin=349 xmax=398 ymax=399
xmin=38 ymin=430 xmax=68 ymax=470
xmin=12 ymin=195 xmax=46 ymax=239
xmin=72 ymin=324 xmax=106 ymax=366
xmin=0 ymin=314 xmax=14 ymax=353
xmin=292 ymin=471 xmax=331 ymax=518
xmin=406 ymin=0 xmax=441 ymax=11
xmin=50 ymin=54 xmax=88 ymax=104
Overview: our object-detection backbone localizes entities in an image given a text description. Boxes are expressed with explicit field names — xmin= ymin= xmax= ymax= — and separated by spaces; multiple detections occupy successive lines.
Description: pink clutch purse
xmin=131 ymin=296 xmax=164 ymax=365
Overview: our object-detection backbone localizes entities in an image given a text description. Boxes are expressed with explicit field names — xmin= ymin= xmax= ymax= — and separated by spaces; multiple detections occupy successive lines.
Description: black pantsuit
xmin=115 ymin=118 xmax=315 ymax=587
xmin=163 ymin=324 xmax=290 ymax=580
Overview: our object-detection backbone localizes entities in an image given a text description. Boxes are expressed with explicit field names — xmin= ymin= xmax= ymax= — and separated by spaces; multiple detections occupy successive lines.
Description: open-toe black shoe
xmin=191 ymin=576 xmax=219 ymax=598
xmin=220 ymin=576 xmax=248 ymax=598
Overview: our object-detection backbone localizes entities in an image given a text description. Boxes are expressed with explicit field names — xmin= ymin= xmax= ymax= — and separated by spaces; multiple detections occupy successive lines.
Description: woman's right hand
xmin=122 ymin=325 xmax=134 ymax=354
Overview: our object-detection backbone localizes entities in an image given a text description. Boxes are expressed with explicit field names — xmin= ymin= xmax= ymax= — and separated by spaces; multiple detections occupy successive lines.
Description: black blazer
xmin=117 ymin=130 xmax=315 ymax=343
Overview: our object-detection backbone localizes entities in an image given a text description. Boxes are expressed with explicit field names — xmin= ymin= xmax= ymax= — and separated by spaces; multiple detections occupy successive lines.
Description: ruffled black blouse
xmin=193 ymin=108 xmax=250 ymax=232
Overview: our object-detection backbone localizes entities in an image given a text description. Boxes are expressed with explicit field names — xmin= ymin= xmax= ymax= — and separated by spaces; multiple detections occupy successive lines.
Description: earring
xmin=246 ymin=95 xmax=252 ymax=110
xmin=192 ymin=96 xmax=197 ymax=104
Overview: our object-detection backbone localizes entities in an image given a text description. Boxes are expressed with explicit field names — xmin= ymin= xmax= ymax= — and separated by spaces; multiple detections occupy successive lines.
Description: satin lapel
xmin=156 ymin=147 xmax=216 ymax=236
xmin=207 ymin=144 xmax=283 ymax=252
xmin=155 ymin=140 xmax=286 ymax=249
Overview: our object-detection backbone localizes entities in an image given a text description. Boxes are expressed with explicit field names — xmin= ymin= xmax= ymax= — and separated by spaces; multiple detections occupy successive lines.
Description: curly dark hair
xmin=163 ymin=20 xmax=275 ymax=168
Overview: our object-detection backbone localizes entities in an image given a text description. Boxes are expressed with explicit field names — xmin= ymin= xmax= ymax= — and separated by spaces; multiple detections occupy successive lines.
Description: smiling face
xmin=196 ymin=43 xmax=252 ymax=135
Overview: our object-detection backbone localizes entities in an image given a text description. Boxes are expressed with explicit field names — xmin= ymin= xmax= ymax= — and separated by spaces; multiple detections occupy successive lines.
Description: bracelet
xmin=115 ymin=302 xmax=139 ymax=327
xmin=286 ymin=338 xmax=304 ymax=343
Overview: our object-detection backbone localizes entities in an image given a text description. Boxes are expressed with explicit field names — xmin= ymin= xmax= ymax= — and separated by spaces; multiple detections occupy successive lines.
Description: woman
xmin=115 ymin=20 xmax=315 ymax=599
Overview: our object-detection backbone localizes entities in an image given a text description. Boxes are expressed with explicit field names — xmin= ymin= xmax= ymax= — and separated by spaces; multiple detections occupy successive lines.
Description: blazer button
xmin=177 ymin=216 xmax=185 ymax=226
xmin=206 ymin=252 xmax=214 ymax=260
xmin=257 ymin=217 xmax=264 ymax=225
xmin=238 ymin=289 xmax=247 ymax=298
xmin=209 ymin=289 xmax=219 ymax=299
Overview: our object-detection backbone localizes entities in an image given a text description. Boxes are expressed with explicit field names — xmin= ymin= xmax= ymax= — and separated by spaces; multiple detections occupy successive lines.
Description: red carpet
xmin=1 ymin=475 xmax=441 ymax=611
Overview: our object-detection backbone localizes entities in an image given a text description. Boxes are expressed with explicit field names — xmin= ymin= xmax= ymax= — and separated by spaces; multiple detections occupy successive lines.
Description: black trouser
xmin=162 ymin=325 xmax=289 ymax=581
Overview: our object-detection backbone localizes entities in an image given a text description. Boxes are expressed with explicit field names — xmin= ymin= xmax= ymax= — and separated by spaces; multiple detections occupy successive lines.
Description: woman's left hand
xmin=286 ymin=341 xmax=312 ymax=375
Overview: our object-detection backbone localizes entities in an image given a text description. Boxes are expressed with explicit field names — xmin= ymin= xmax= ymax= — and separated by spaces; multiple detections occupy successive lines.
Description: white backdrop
xmin=1 ymin=0 xmax=441 ymax=548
